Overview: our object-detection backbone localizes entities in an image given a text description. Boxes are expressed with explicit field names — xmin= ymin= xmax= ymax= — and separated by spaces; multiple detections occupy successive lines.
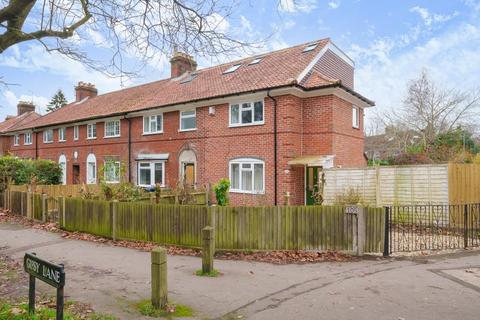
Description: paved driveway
xmin=1 ymin=222 xmax=479 ymax=319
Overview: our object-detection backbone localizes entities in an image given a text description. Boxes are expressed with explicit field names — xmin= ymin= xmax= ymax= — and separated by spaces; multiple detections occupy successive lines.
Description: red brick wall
xmin=7 ymin=92 xmax=366 ymax=205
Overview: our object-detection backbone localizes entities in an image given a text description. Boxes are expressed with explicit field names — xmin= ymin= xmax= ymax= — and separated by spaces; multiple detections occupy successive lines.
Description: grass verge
xmin=137 ymin=300 xmax=193 ymax=318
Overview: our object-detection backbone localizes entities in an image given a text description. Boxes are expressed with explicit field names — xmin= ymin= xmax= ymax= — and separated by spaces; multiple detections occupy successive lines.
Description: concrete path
xmin=1 ymin=221 xmax=480 ymax=320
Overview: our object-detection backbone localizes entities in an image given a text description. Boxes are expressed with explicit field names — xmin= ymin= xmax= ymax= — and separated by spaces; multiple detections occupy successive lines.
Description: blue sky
xmin=1 ymin=0 xmax=479 ymax=131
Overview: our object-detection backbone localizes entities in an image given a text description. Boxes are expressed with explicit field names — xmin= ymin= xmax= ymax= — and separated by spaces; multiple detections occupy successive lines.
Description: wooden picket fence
xmin=59 ymin=197 xmax=384 ymax=253
xmin=2 ymin=190 xmax=385 ymax=253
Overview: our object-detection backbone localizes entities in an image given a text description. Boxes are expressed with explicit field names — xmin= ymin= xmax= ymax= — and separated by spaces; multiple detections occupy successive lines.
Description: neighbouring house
xmin=2 ymin=39 xmax=374 ymax=205
xmin=365 ymin=125 xmax=422 ymax=162
xmin=0 ymin=102 xmax=40 ymax=156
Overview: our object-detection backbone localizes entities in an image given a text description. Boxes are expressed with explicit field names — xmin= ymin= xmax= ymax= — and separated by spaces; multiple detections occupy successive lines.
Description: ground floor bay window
xmin=229 ymin=158 xmax=264 ymax=193
xmin=138 ymin=162 xmax=165 ymax=187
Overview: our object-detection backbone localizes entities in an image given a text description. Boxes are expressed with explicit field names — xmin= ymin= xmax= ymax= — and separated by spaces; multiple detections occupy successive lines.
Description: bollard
xmin=151 ymin=247 xmax=168 ymax=309
xmin=202 ymin=226 xmax=215 ymax=274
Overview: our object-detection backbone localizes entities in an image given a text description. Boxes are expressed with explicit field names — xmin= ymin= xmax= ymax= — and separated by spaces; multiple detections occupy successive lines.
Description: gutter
xmin=267 ymin=91 xmax=278 ymax=206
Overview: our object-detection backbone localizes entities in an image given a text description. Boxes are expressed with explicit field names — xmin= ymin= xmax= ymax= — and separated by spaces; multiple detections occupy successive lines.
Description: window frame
xmin=229 ymin=158 xmax=265 ymax=194
xmin=13 ymin=134 xmax=20 ymax=146
xmin=73 ymin=125 xmax=79 ymax=141
xmin=352 ymin=105 xmax=360 ymax=129
xmin=43 ymin=129 xmax=53 ymax=143
xmin=58 ymin=154 xmax=67 ymax=185
xmin=87 ymin=123 xmax=97 ymax=139
xmin=86 ymin=153 xmax=97 ymax=184
xmin=229 ymin=100 xmax=265 ymax=127
xmin=58 ymin=127 xmax=66 ymax=142
xmin=103 ymin=160 xmax=121 ymax=184
xmin=24 ymin=132 xmax=32 ymax=145
xmin=137 ymin=161 xmax=165 ymax=187
xmin=179 ymin=110 xmax=197 ymax=132
xmin=104 ymin=120 xmax=121 ymax=138
xmin=143 ymin=114 xmax=164 ymax=135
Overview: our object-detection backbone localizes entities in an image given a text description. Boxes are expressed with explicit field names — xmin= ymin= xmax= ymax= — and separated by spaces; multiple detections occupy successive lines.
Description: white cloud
xmin=328 ymin=1 xmax=341 ymax=9
xmin=410 ymin=6 xmax=459 ymax=27
xmin=1 ymin=90 xmax=50 ymax=116
xmin=352 ymin=22 xmax=480 ymax=130
xmin=278 ymin=0 xmax=317 ymax=13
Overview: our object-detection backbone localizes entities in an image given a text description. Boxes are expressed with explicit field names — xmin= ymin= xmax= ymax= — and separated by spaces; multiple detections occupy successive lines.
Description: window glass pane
xmin=181 ymin=116 xmax=196 ymax=130
xmin=254 ymin=102 xmax=263 ymax=122
xmin=156 ymin=115 xmax=163 ymax=131
xmin=241 ymin=169 xmax=253 ymax=191
xmin=254 ymin=164 xmax=264 ymax=191
xmin=231 ymin=104 xmax=239 ymax=124
xmin=139 ymin=167 xmax=151 ymax=185
xmin=144 ymin=117 xmax=150 ymax=133
xmin=182 ymin=110 xmax=195 ymax=117
xmin=241 ymin=106 xmax=252 ymax=124
xmin=154 ymin=163 xmax=163 ymax=184
xmin=231 ymin=163 xmax=240 ymax=189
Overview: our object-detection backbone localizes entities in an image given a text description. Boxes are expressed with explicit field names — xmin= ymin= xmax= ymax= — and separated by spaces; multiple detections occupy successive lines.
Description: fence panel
xmin=364 ymin=207 xmax=384 ymax=253
xmin=64 ymin=198 xmax=111 ymax=238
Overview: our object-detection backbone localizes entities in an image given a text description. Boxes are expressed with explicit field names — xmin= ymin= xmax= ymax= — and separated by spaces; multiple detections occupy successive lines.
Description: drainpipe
xmin=126 ymin=117 xmax=132 ymax=183
xmin=267 ymin=91 xmax=278 ymax=206
xmin=34 ymin=131 xmax=38 ymax=159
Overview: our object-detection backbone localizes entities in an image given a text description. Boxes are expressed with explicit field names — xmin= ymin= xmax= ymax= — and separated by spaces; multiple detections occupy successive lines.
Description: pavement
xmin=1 ymin=221 xmax=480 ymax=320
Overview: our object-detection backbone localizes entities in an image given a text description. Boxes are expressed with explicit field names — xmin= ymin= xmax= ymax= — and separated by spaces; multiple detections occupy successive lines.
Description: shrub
xmin=334 ymin=187 xmax=363 ymax=206
xmin=214 ymin=178 xmax=230 ymax=206
xmin=172 ymin=180 xmax=196 ymax=205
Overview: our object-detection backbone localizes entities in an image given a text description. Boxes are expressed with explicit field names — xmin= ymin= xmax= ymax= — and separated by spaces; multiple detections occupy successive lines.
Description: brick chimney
xmin=75 ymin=82 xmax=98 ymax=102
xmin=170 ymin=51 xmax=197 ymax=78
xmin=17 ymin=101 xmax=35 ymax=116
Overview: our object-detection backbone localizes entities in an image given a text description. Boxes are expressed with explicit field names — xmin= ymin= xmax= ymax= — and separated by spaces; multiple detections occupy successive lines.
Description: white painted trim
xmin=104 ymin=119 xmax=121 ymax=138
xmin=137 ymin=161 xmax=165 ymax=187
xmin=229 ymin=158 xmax=265 ymax=194
xmin=229 ymin=100 xmax=265 ymax=127
xmin=142 ymin=114 xmax=164 ymax=135
xmin=296 ymin=41 xmax=355 ymax=84
xmin=179 ymin=109 xmax=197 ymax=131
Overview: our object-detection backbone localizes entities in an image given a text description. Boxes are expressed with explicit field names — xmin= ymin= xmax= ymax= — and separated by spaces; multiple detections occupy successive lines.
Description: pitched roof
xmin=0 ymin=112 xmax=41 ymax=133
xmin=10 ymin=38 xmax=372 ymax=131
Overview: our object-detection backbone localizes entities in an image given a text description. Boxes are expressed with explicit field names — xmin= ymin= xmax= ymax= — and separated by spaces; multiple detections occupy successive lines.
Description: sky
xmin=1 ymin=0 xmax=479 ymax=132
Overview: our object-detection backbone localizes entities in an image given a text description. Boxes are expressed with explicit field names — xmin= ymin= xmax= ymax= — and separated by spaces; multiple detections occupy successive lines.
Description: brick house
xmin=2 ymin=39 xmax=374 ymax=205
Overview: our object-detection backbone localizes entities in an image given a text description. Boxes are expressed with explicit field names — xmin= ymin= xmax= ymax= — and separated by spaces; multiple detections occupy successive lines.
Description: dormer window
xmin=303 ymin=43 xmax=318 ymax=52
xmin=223 ymin=64 xmax=241 ymax=74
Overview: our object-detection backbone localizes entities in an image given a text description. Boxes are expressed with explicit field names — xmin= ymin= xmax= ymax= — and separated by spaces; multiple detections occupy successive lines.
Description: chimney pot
xmin=75 ymin=81 xmax=98 ymax=102
xmin=170 ymin=52 xmax=197 ymax=78
xmin=17 ymin=101 xmax=35 ymax=116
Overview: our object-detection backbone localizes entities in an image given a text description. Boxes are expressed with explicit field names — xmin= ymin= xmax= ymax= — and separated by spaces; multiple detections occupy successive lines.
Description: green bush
xmin=0 ymin=156 xmax=62 ymax=191
xmin=213 ymin=178 xmax=230 ymax=206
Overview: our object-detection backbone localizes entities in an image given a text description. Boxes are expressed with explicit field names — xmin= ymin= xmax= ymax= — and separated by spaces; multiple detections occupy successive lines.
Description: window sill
xmin=24 ymin=143 xmax=32 ymax=146
xmin=229 ymin=190 xmax=265 ymax=195
xmin=86 ymin=137 xmax=97 ymax=140
xmin=43 ymin=141 xmax=53 ymax=144
xmin=178 ymin=128 xmax=197 ymax=132
xmin=59 ymin=140 xmax=66 ymax=143
xmin=229 ymin=122 xmax=265 ymax=128
xmin=142 ymin=132 xmax=164 ymax=136
xmin=104 ymin=135 xmax=121 ymax=139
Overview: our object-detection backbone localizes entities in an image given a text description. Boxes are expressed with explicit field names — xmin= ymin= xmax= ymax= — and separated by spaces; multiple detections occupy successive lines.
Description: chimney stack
xmin=17 ymin=101 xmax=35 ymax=116
xmin=170 ymin=51 xmax=197 ymax=78
xmin=75 ymin=82 xmax=98 ymax=102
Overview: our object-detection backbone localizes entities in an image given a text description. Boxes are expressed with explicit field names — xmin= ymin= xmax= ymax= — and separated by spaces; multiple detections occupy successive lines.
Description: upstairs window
xmin=58 ymin=127 xmax=66 ymax=142
xmin=13 ymin=134 xmax=19 ymax=146
xmin=143 ymin=115 xmax=163 ymax=134
xmin=352 ymin=105 xmax=360 ymax=129
xmin=105 ymin=120 xmax=120 ymax=137
xmin=229 ymin=158 xmax=265 ymax=194
xmin=43 ymin=129 xmax=53 ymax=143
xmin=73 ymin=126 xmax=79 ymax=140
xmin=180 ymin=110 xmax=196 ymax=131
xmin=230 ymin=101 xmax=264 ymax=126
xmin=24 ymin=132 xmax=32 ymax=145
xmin=303 ymin=43 xmax=318 ymax=52
xmin=87 ymin=123 xmax=97 ymax=139
xmin=223 ymin=64 xmax=241 ymax=74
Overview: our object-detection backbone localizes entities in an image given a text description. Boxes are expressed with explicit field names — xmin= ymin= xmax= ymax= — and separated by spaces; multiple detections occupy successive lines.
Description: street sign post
xmin=24 ymin=252 xmax=65 ymax=320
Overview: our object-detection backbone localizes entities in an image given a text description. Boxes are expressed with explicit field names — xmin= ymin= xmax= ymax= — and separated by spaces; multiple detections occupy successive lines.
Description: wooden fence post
xmin=58 ymin=197 xmax=65 ymax=228
xmin=26 ymin=191 xmax=32 ymax=219
xmin=205 ymin=183 xmax=211 ymax=206
xmin=202 ymin=226 xmax=215 ymax=274
xmin=111 ymin=200 xmax=118 ymax=241
xmin=357 ymin=206 xmax=366 ymax=256
xmin=41 ymin=194 xmax=47 ymax=223
xmin=151 ymin=247 xmax=168 ymax=309
xmin=207 ymin=206 xmax=216 ymax=229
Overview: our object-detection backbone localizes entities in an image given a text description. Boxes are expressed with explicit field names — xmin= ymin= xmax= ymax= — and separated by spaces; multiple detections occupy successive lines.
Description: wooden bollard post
xmin=151 ymin=247 xmax=168 ymax=309
xmin=41 ymin=194 xmax=47 ymax=223
xmin=202 ymin=226 xmax=215 ymax=274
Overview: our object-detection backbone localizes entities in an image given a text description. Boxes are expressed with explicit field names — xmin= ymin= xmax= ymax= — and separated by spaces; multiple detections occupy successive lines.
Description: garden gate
xmin=383 ymin=204 xmax=480 ymax=255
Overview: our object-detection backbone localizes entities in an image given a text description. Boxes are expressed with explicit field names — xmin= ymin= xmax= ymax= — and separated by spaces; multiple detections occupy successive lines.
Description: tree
xmin=396 ymin=71 xmax=480 ymax=146
xmin=0 ymin=0 xmax=258 ymax=76
xmin=46 ymin=89 xmax=68 ymax=112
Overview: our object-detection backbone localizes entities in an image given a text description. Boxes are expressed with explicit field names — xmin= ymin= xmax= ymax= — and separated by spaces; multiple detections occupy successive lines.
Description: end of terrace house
xmin=1 ymin=38 xmax=375 ymax=206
